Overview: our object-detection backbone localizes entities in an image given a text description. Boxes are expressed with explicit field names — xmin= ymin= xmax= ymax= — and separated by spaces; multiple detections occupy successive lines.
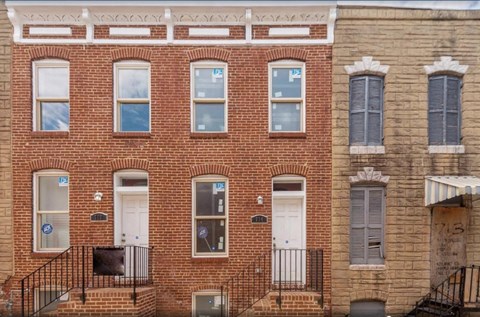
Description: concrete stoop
xmin=242 ymin=291 xmax=324 ymax=317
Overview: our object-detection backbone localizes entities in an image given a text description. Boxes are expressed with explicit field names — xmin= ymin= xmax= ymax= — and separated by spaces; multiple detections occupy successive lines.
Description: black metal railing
xmin=21 ymin=245 xmax=153 ymax=317
xmin=407 ymin=266 xmax=480 ymax=316
xmin=220 ymin=248 xmax=323 ymax=317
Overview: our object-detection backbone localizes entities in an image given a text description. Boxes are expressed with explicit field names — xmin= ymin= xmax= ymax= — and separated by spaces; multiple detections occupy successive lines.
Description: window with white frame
xmin=192 ymin=291 xmax=226 ymax=317
xmin=350 ymin=187 xmax=384 ymax=264
xmin=34 ymin=171 xmax=70 ymax=251
xmin=269 ymin=61 xmax=305 ymax=132
xmin=33 ymin=60 xmax=69 ymax=131
xmin=114 ymin=61 xmax=150 ymax=132
xmin=193 ymin=176 xmax=227 ymax=257
xmin=191 ymin=62 xmax=227 ymax=132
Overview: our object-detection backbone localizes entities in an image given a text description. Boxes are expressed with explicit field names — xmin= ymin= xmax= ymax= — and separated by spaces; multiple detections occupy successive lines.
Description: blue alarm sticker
xmin=41 ymin=223 xmax=53 ymax=235
xmin=197 ymin=226 xmax=208 ymax=239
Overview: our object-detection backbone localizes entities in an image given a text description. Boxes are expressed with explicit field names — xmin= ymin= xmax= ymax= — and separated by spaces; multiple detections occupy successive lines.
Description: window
xmin=191 ymin=62 xmax=227 ymax=132
xmin=193 ymin=177 xmax=227 ymax=257
xmin=114 ymin=61 xmax=150 ymax=132
xmin=428 ymin=75 xmax=462 ymax=145
xmin=350 ymin=187 xmax=384 ymax=264
xmin=349 ymin=76 xmax=384 ymax=145
xmin=192 ymin=292 xmax=226 ymax=317
xmin=34 ymin=171 xmax=69 ymax=251
xmin=35 ymin=288 xmax=68 ymax=313
xmin=269 ymin=61 xmax=305 ymax=132
xmin=350 ymin=301 xmax=385 ymax=317
xmin=33 ymin=60 xmax=69 ymax=131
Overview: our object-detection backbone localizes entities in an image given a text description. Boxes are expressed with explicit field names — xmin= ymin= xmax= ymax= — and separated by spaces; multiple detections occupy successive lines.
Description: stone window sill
xmin=190 ymin=132 xmax=228 ymax=139
xmin=349 ymin=264 xmax=386 ymax=271
xmin=112 ymin=132 xmax=151 ymax=138
xmin=350 ymin=145 xmax=385 ymax=155
xmin=269 ymin=132 xmax=307 ymax=139
xmin=31 ymin=131 xmax=69 ymax=138
xmin=428 ymin=145 xmax=465 ymax=154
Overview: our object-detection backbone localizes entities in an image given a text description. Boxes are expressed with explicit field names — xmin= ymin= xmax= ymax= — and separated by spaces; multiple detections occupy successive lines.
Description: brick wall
xmin=11 ymin=44 xmax=332 ymax=315
xmin=332 ymin=7 xmax=480 ymax=316
xmin=0 ymin=0 xmax=13 ymax=310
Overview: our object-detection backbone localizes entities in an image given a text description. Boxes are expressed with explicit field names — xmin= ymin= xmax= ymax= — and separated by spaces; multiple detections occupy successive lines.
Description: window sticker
xmin=273 ymin=70 xmax=278 ymax=77
xmin=215 ymin=182 xmax=225 ymax=192
xmin=58 ymin=176 xmax=69 ymax=187
xmin=220 ymin=221 xmax=224 ymax=227
xmin=195 ymin=69 xmax=200 ymax=77
xmin=197 ymin=91 xmax=206 ymax=98
xmin=296 ymin=104 xmax=300 ymax=110
xmin=274 ymin=91 xmax=282 ymax=98
xmin=212 ymin=68 xmax=223 ymax=79
xmin=272 ymin=104 xmax=277 ymax=109
xmin=214 ymin=296 xmax=222 ymax=307
xmin=41 ymin=223 xmax=53 ymax=235
xmin=197 ymin=226 xmax=208 ymax=239
xmin=275 ymin=124 xmax=282 ymax=130
xmin=197 ymin=124 xmax=206 ymax=130
xmin=289 ymin=68 xmax=301 ymax=82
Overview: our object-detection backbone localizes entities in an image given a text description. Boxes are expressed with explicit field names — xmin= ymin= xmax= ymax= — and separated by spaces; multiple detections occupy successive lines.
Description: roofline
xmin=6 ymin=1 xmax=337 ymax=7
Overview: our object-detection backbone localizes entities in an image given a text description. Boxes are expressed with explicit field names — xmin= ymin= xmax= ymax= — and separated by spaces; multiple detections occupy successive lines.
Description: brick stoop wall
xmin=242 ymin=292 xmax=324 ymax=317
xmin=55 ymin=287 xmax=156 ymax=317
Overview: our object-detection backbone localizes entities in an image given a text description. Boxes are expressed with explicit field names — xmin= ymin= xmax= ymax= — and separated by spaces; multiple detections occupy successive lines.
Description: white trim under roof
xmin=425 ymin=176 xmax=480 ymax=206
xmin=6 ymin=3 xmax=336 ymax=45
xmin=338 ymin=1 xmax=480 ymax=10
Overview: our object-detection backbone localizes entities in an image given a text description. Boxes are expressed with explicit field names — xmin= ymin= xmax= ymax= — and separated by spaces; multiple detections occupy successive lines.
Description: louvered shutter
xmin=350 ymin=190 xmax=366 ymax=264
xmin=428 ymin=77 xmax=445 ymax=145
xmin=367 ymin=189 xmax=384 ymax=264
xmin=446 ymin=77 xmax=461 ymax=145
xmin=349 ymin=77 xmax=366 ymax=145
xmin=367 ymin=77 xmax=383 ymax=145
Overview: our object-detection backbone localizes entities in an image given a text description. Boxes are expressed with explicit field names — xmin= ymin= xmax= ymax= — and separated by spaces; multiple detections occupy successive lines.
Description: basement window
xmin=34 ymin=288 xmax=69 ymax=313
xmin=192 ymin=292 xmax=226 ymax=317
xmin=350 ymin=301 xmax=385 ymax=317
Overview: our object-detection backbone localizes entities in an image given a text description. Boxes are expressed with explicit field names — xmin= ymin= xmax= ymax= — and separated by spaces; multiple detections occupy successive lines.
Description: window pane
xmin=350 ymin=190 xmax=365 ymax=225
xmin=196 ymin=182 xmax=226 ymax=216
xmin=120 ymin=103 xmax=150 ymax=132
xmin=446 ymin=77 xmax=460 ymax=111
xmin=196 ymin=219 xmax=226 ymax=253
xmin=40 ymin=102 xmax=69 ymax=131
xmin=38 ymin=67 xmax=68 ymax=98
xmin=39 ymin=176 xmax=68 ymax=211
xmin=194 ymin=68 xmax=225 ymax=99
xmin=350 ymin=78 xmax=366 ymax=111
xmin=271 ymin=103 xmax=301 ymax=132
xmin=118 ymin=68 xmax=149 ymax=99
xmin=428 ymin=77 xmax=445 ymax=111
xmin=39 ymin=213 xmax=69 ymax=249
xmin=194 ymin=295 xmax=226 ymax=317
xmin=351 ymin=301 xmax=385 ymax=317
xmin=194 ymin=103 xmax=225 ymax=132
xmin=121 ymin=178 xmax=148 ymax=187
xmin=368 ymin=190 xmax=383 ymax=225
xmin=367 ymin=77 xmax=382 ymax=111
xmin=273 ymin=182 xmax=302 ymax=191
xmin=367 ymin=112 xmax=382 ymax=145
xmin=272 ymin=68 xmax=301 ymax=98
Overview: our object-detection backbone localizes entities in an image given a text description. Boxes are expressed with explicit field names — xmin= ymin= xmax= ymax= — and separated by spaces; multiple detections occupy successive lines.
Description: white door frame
xmin=113 ymin=170 xmax=149 ymax=246
xmin=271 ymin=175 xmax=306 ymax=251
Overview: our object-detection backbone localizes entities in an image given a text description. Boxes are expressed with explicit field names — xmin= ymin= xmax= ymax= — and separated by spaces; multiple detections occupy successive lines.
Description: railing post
xmin=132 ymin=246 xmax=137 ymax=305
xmin=460 ymin=267 xmax=466 ymax=307
xmin=21 ymin=279 xmax=25 ymax=317
xmin=81 ymin=246 xmax=86 ymax=304
xmin=220 ymin=285 xmax=224 ymax=317
xmin=276 ymin=249 xmax=282 ymax=309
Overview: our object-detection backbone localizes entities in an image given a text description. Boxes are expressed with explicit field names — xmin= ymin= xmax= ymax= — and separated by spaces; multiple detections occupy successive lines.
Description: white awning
xmin=425 ymin=176 xmax=480 ymax=206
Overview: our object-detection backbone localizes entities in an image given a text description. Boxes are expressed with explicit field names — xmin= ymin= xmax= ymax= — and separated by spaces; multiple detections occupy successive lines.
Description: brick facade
xmin=10 ymin=37 xmax=332 ymax=317
xmin=332 ymin=7 xmax=480 ymax=316
xmin=0 ymin=0 xmax=13 ymax=312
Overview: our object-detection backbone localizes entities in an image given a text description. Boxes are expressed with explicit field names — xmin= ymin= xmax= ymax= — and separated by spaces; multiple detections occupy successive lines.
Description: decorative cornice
xmin=344 ymin=56 xmax=390 ymax=76
xmin=29 ymin=158 xmax=73 ymax=172
xmin=266 ymin=48 xmax=309 ymax=62
xmin=186 ymin=48 xmax=231 ymax=62
xmin=111 ymin=158 xmax=150 ymax=172
xmin=189 ymin=164 xmax=231 ymax=177
xmin=424 ymin=56 xmax=468 ymax=76
xmin=270 ymin=164 xmax=309 ymax=177
xmin=111 ymin=48 xmax=152 ymax=62
xmin=349 ymin=167 xmax=389 ymax=184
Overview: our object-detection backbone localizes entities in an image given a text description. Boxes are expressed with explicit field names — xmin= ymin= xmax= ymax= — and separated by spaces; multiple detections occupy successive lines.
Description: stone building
xmin=6 ymin=1 xmax=334 ymax=316
xmin=332 ymin=5 xmax=480 ymax=317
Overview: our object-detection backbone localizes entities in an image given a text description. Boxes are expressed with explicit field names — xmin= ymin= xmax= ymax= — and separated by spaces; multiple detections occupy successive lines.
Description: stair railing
xmin=20 ymin=245 xmax=153 ymax=317
xmin=220 ymin=248 xmax=323 ymax=317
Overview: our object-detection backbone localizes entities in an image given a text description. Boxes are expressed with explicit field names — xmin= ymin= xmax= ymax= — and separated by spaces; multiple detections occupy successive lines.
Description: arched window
xmin=34 ymin=169 xmax=69 ymax=251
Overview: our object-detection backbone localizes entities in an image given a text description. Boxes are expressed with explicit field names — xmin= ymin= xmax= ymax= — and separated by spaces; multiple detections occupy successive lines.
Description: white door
xmin=121 ymin=195 xmax=148 ymax=277
xmin=272 ymin=198 xmax=304 ymax=285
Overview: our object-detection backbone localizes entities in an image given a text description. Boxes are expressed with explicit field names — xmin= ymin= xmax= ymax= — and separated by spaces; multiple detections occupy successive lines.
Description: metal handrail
xmin=20 ymin=245 xmax=153 ymax=317
xmin=220 ymin=248 xmax=324 ymax=317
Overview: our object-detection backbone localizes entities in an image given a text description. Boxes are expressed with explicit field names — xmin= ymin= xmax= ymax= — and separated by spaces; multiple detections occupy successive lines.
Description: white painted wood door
xmin=272 ymin=198 xmax=304 ymax=284
xmin=121 ymin=195 xmax=148 ymax=278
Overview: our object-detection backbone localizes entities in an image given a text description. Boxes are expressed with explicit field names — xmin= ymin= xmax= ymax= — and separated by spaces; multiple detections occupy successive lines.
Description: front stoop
xmin=55 ymin=287 xmax=156 ymax=317
xmin=242 ymin=291 xmax=324 ymax=317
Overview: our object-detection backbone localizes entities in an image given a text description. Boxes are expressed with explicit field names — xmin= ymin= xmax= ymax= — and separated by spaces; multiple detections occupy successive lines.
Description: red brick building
xmin=6 ymin=1 xmax=334 ymax=316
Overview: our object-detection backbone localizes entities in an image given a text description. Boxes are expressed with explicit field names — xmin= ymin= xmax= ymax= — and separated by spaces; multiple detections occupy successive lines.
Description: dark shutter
xmin=350 ymin=190 xmax=366 ymax=264
xmin=446 ymin=77 xmax=461 ymax=145
xmin=366 ymin=77 xmax=383 ymax=145
xmin=428 ymin=77 xmax=445 ymax=145
xmin=349 ymin=77 xmax=367 ymax=145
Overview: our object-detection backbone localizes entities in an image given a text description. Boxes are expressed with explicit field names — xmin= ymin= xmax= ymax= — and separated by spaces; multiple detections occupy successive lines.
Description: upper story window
xmin=34 ymin=170 xmax=70 ymax=252
xmin=428 ymin=75 xmax=462 ymax=145
xmin=33 ymin=60 xmax=69 ymax=131
xmin=350 ymin=187 xmax=384 ymax=265
xmin=349 ymin=76 xmax=384 ymax=146
xmin=193 ymin=176 xmax=228 ymax=257
xmin=114 ymin=61 xmax=150 ymax=132
xmin=191 ymin=62 xmax=227 ymax=132
xmin=269 ymin=61 xmax=305 ymax=133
